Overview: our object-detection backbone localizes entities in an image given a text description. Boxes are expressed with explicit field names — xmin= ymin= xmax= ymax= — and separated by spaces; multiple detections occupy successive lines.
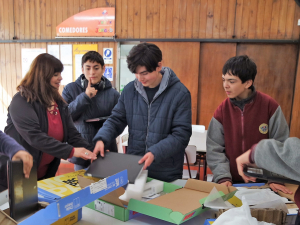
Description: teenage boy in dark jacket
xmin=207 ymin=55 xmax=291 ymax=193
xmin=62 ymin=51 xmax=120 ymax=170
xmin=92 ymin=43 xmax=192 ymax=182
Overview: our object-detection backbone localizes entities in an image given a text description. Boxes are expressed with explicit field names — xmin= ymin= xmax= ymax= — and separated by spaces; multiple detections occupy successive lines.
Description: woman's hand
xmin=74 ymin=148 xmax=97 ymax=160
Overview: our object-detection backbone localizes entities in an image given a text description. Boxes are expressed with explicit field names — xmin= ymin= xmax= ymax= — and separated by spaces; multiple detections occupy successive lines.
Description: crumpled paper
xmin=203 ymin=186 xmax=288 ymax=213
xmin=213 ymin=196 xmax=274 ymax=225
xmin=235 ymin=187 xmax=289 ymax=205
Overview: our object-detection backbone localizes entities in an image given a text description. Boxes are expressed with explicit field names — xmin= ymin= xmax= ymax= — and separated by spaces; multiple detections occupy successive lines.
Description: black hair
xmin=126 ymin=43 xmax=162 ymax=73
xmin=81 ymin=51 xmax=104 ymax=67
xmin=222 ymin=55 xmax=257 ymax=89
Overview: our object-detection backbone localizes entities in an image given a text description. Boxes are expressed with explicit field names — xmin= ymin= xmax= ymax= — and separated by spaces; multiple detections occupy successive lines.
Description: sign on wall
xmin=56 ymin=8 xmax=115 ymax=37
xmin=21 ymin=48 xmax=46 ymax=78
xmin=104 ymin=66 xmax=113 ymax=81
xmin=47 ymin=45 xmax=60 ymax=59
xmin=47 ymin=44 xmax=73 ymax=85
xmin=73 ymin=44 xmax=98 ymax=80
xmin=103 ymin=48 xmax=113 ymax=64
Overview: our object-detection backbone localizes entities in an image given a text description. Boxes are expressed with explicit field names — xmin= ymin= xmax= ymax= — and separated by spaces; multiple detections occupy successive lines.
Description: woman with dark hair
xmin=2 ymin=53 xmax=96 ymax=189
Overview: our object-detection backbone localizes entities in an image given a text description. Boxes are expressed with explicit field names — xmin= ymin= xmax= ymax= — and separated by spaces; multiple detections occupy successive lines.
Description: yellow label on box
xmin=51 ymin=210 xmax=79 ymax=225
xmin=209 ymin=222 xmax=214 ymax=224
xmin=38 ymin=170 xmax=100 ymax=197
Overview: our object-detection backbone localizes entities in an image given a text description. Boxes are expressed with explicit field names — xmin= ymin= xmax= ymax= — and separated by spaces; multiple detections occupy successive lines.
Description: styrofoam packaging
xmin=142 ymin=180 xmax=164 ymax=198
xmin=119 ymin=170 xmax=148 ymax=202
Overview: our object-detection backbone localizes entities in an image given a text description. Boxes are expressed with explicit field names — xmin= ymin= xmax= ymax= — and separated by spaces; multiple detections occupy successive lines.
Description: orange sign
xmin=56 ymin=8 xmax=115 ymax=37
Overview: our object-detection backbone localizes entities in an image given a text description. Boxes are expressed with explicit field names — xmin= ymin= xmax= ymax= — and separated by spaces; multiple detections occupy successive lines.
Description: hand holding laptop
xmin=138 ymin=152 xmax=154 ymax=170
xmin=236 ymin=149 xmax=257 ymax=183
xmin=92 ymin=141 xmax=106 ymax=162
xmin=12 ymin=150 xmax=33 ymax=179
xmin=237 ymin=149 xmax=296 ymax=194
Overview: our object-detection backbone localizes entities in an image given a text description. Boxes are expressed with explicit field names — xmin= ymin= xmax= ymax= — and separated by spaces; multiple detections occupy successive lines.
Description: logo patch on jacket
xmin=259 ymin=123 xmax=268 ymax=134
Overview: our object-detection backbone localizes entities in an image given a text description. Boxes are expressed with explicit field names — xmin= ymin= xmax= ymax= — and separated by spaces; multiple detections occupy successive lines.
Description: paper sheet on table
xmin=235 ymin=187 xmax=289 ymax=205
xmin=204 ymin=187 xmax=235 ymax=209
xmin=213 ymin=197 xmax=274 ymax=225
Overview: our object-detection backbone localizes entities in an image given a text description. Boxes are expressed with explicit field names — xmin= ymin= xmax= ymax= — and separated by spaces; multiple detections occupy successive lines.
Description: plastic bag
xmin=213 ymin=196 xmax=274 ymax=225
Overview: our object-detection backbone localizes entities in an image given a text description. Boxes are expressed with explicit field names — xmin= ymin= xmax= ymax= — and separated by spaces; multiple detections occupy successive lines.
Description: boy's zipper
xmin=241 ymin=110 xmax=245 ymax=152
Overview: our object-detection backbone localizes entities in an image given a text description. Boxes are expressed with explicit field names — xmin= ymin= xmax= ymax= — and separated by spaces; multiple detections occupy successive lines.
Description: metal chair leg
xmin=184 ymin=151 xmax=192 ymax=178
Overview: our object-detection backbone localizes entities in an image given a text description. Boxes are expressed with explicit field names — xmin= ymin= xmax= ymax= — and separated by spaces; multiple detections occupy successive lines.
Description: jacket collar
xmin=134 ymin=67 xmax=172 ymax=104
xmin=230 ymin=86 xmax=257 ymax=111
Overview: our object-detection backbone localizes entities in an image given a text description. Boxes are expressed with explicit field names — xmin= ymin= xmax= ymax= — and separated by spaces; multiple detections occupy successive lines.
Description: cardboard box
xmin=0 ymin=206 xmax=82 ymax=225
xmin=228 ymin=183 xmax=298 ymax=225
xmin=126 ymin=179 xmax=237 ymax=225
xmin=214 ymin=208 xmax=287 ymax=225
xmin=0 ymin=170 xmax=128 ymax=225
xmin=37 ymin=169 xmax=100 ymax=198
xmin=85 ymin=186 xmax=141 ymax=221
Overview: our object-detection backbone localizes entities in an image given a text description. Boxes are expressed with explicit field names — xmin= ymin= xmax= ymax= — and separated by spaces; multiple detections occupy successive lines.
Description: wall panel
xmin=236 ymin=43 xmax=298 ymax=124
xmin=290 ymin=48 xmax=300 ymax=138
xmin=159 ymin=0 xmax=167 ymax=38
xmin=149 ymin=42 xmax=200 ymax=124
xmin=0 ymin=0 xmax=299 ymax=40
xmin=197 ymin=43 xmax=236 ymax=128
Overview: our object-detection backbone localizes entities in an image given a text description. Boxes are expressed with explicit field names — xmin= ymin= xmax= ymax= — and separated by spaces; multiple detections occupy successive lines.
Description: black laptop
xmin=85 ymin=152 xmax=144 ymax=184
xmin=7 ymin=160 xmax=39 ymax=222
xmin=243 ymin=166 xmax=300 ymax=185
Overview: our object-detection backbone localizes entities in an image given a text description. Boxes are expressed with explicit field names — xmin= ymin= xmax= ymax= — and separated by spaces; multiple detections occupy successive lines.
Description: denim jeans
xmin=74 ymin=164 xmax=89 ymax=171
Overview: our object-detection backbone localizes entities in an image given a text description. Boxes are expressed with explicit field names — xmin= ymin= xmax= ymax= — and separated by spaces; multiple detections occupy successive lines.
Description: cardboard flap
xmin=100 ymin=187 xmax=125 ymax=208
xmin=128 ymin=198 xmax=176 ymax=223
xmin=0 ymin=209 xmax=17 ymax=224
xmin=228 ymin=186 xmax=237 ymax=193
xmin=286 ymin=203 xmax=298 ymax=209
xmin=77 ymin=175 xmax=94 ymax=188
xmin=148 ymin=188 xmax=207 ymax=215
xmin=184 ymin=179 xmax=233 ymax=194
xmin=77 ymin=175 xmax=101 ymax=189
